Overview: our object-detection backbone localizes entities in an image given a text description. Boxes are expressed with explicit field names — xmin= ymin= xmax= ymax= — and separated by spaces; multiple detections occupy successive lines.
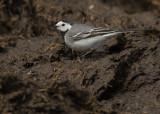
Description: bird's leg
xmin=71 ymin=49 xmax=74 ymax=55
xmin=80 ymin=49 xmax=95 ymax=59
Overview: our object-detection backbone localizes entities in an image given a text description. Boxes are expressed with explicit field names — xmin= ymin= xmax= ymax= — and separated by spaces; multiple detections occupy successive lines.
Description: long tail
xmin=103 ymin=29 xmax=143 ymax=37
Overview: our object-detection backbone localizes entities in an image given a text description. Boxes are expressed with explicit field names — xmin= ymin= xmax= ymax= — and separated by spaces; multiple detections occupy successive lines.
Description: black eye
xmin=62 ymin=24 xmax=65 ymax=26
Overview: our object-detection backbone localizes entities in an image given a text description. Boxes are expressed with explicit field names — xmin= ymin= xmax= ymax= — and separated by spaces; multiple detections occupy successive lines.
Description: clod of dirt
xmin=0 ymin=76 xmax=114 ymax=114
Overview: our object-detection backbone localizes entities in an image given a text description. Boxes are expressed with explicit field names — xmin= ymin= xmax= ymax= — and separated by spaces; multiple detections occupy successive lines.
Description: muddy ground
xmin=0 ymin=0 xmax=160 ymax=113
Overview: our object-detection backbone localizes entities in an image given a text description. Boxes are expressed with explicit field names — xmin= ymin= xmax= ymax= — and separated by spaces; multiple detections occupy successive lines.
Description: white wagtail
xmin=54 ymin=21 xmax=137 ymax=56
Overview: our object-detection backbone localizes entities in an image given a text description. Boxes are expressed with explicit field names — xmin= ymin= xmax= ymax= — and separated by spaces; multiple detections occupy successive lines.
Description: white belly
xmin=65 ymin=36 xmax=106 ymax=52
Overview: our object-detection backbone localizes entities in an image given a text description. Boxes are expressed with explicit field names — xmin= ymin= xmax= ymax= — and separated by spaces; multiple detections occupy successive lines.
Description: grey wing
xmin=70 ymin=27 xmax=118 ymax=41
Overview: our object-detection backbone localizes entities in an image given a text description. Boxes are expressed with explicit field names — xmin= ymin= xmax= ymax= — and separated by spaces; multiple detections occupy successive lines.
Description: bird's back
xmin=66 ymin=23 xmax=94 ymax=37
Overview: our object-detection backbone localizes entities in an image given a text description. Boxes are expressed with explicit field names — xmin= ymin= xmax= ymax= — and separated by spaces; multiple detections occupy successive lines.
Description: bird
xmin=53 ymin=21 xmax=137 ymax=57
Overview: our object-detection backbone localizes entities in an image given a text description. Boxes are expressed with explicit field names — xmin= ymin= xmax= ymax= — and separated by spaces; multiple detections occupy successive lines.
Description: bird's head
xmin=54 ymin=21 xmax=72 ymax=32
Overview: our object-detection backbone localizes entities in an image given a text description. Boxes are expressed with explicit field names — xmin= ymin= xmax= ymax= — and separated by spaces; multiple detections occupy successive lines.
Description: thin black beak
xmin=48 ymin=24 xmax=57 ymax=30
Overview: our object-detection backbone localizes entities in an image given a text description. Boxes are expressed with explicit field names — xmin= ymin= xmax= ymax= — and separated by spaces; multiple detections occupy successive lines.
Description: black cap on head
xmin=62 ymin=20 xmax=74 ymax=25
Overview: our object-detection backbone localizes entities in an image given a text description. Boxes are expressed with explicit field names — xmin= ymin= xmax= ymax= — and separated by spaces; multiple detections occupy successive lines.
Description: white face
xmin=55 ymin=21 xmax=72 ymax=32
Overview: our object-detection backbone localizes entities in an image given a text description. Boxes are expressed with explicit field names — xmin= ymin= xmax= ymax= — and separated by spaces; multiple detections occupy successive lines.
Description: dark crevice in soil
xmin=97 ymin=48 xmax=146 ymax=101
xmin=23 ymin=62 xmax=34 ymax=68
xmin=0 ymin=76 xmax=25 ymax=94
